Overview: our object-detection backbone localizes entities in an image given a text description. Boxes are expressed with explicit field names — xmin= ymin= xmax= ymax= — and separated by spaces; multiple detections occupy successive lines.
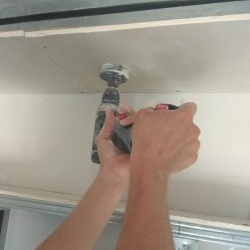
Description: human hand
xmin=117 ymin=102 xmax=136 ymax=126
xmin=95 ymin=104 xmax=135 ymax=186
xmin=130 ymin=102 xmax=200 ymax=179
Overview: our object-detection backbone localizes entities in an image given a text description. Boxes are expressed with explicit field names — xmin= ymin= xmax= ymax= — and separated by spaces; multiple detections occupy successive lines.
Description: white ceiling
xmin=0 ymin=0 xmax=49 ymax=8
xmin=1 ymin=18 xmax=250 ymax=94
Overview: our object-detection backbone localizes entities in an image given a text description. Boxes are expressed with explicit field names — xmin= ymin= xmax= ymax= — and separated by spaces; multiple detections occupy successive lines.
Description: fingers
xmin=117 ymin=102 xmax=135 ymax=115
xmin=117 ymin=102 xmax=136 ymax=126
xmin=120 ymin=115 xmax=136 ymax=126
xmin=98 ymin=102 xmax=198 ymax=133
xmin=120 ymin=102 xmax=197 ymax=126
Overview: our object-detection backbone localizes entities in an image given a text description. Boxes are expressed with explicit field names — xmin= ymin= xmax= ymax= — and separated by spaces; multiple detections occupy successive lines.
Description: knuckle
xmin=188 ymin=149 xmax=199 ymax=164
xmin=194 ymin=141 xmax=201 ymax=153
xmin=187 ymin=140 xmax=200 ymax=163
xmin=193 ymin=125 xmax=201 ymax=137
xmin=137 ymin=108 xmax=151 ymax=117
xmin=137 ymin=109 xmax=145 ymax=116
xmin=192 ymin=138 xmax=200 ymax=150
xmin=191 ymin=153 xmax=199 ymax=164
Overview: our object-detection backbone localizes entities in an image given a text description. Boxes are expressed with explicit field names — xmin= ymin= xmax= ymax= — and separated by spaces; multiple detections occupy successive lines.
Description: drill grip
xmin=110 ymin=103 xmax=179 ymax=154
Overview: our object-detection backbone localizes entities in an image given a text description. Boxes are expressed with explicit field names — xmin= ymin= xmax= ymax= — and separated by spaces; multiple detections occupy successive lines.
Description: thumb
xmin=98 ymin=109 xmax=115 ymax=141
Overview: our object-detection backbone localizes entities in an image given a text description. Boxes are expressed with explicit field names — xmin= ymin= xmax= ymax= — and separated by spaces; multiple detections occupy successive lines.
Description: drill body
xmin=91 ymin=86 xmax=132 ymax=164
xmin=91 ymin=87 xmax=120 ymax=164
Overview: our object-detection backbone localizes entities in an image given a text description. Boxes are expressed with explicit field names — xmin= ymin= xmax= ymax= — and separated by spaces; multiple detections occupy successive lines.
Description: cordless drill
xmin=91 ymin=63 xmax=178 ymax=164
xmin=91 ymin=63 xmax=129 ymax=164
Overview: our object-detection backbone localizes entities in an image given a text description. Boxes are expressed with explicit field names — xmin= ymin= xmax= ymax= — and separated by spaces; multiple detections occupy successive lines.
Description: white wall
xmin=4 ymin=209 xmax=65 ymax=250
xmin=0 ymin=94 xmax=99 ymax=195
xmin=4 ymin=209 xmax=121 ymax=250
xmin=0 ymin=93 xmax=250 ymax=221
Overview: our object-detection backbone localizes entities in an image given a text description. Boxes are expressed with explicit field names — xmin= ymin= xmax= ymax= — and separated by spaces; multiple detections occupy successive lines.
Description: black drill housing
xmin=110 ymin=104 xmax=178 ymax=156
xmin=91 ymin=87 xmax=120 ymax=164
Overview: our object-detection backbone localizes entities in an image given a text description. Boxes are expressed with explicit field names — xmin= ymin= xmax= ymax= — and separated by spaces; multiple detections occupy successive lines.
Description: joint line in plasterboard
xmin=24 ymin=13 xmax=250 ymax=37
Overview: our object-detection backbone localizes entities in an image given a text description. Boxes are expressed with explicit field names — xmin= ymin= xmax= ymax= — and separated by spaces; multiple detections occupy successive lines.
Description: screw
xmin=182 ymin=244 xmax=191 ymax=250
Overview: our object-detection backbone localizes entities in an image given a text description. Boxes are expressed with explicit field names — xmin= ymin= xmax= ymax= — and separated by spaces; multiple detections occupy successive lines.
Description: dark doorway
xmin=0 ymin=210 xmax=10 ymax=250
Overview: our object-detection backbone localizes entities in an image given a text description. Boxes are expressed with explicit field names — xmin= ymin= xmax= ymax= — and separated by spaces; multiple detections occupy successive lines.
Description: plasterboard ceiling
xmin=1 ymin=19 xmax=250 ymax=94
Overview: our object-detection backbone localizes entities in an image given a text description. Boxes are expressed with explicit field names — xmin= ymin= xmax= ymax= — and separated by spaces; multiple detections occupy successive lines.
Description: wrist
xmin=98 ymin=166 xmax=128 ymax=190
xmin=130 ymin=152 xmax=170 ymax=183
xmin=128 ymin=160 xmax=169 ymax=210
xmin=130 ymin=159 xmax=170 ymax=189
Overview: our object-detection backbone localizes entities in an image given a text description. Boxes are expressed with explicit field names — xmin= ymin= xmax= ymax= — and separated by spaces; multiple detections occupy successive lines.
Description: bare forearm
xmin=37 ymin=168 xmax=126 ymax=250
xmin=116 ymin=103 xmax=199 ymax=250
xmin=116 ymin=164 xmax=174 ymax=250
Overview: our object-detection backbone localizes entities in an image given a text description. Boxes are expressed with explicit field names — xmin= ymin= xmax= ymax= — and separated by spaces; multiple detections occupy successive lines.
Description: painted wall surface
xmin=4 ymin=209 xmax=120 ymax=250
xmin=0 ymin=93 xmax=250 ymax=221
xmin=4 ymin=209 xmax=65 ymax=250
